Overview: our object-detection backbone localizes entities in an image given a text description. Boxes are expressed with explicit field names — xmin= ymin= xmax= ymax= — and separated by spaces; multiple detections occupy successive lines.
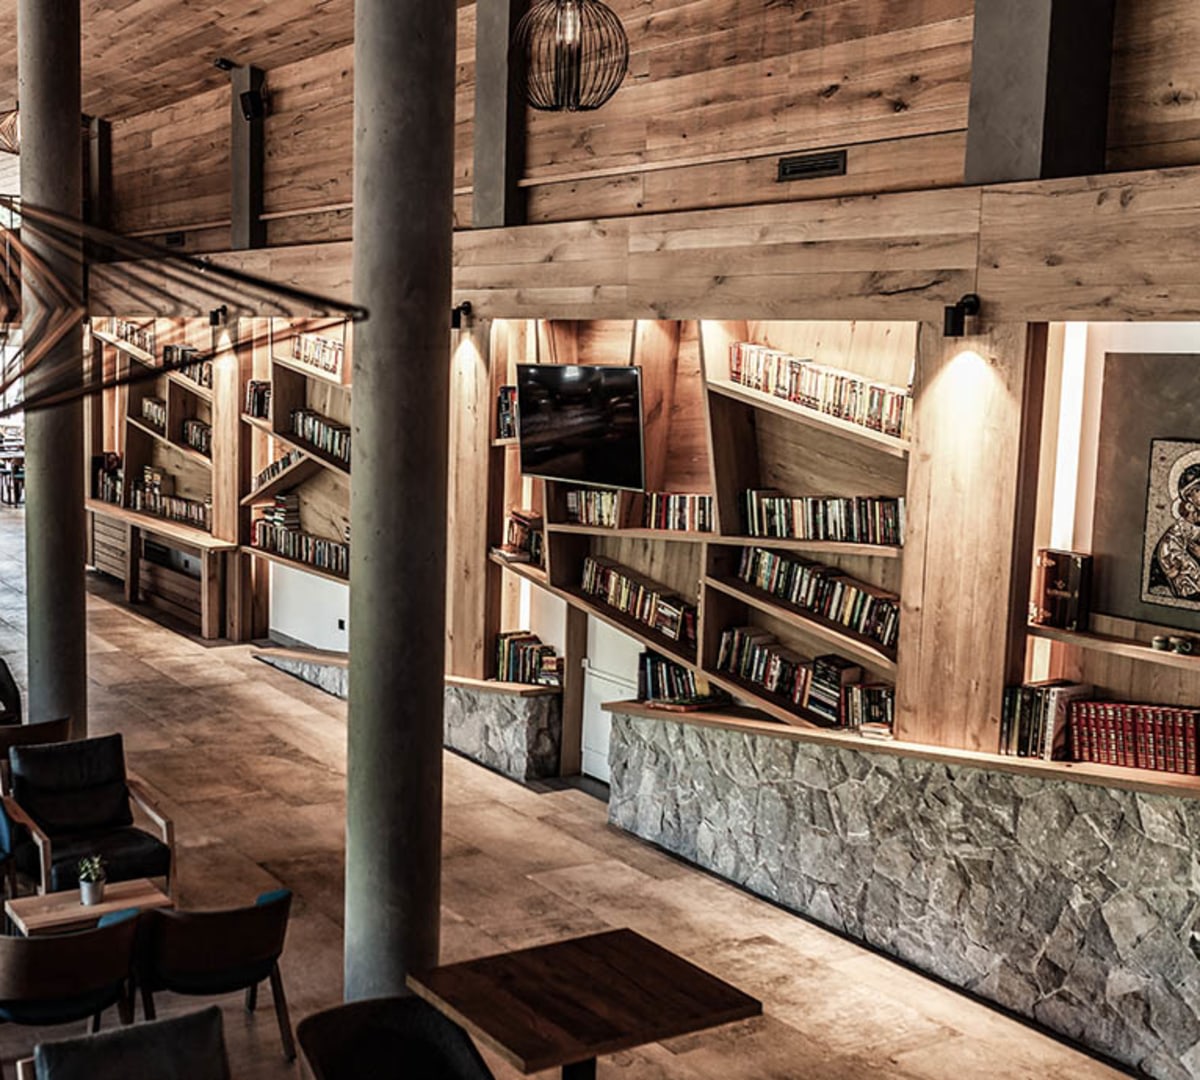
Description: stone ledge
xmin=444 ymin=684 xmax=561 ymax=782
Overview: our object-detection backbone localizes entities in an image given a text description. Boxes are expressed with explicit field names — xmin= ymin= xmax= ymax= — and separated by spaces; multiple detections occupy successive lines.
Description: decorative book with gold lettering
xmin=1032 ymin=549 xmax=1092 ymax=631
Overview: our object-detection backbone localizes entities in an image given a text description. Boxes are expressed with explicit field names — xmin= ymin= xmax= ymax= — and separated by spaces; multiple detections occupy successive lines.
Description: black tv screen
xmin=516 ymin=364 xmax=645 ymax=491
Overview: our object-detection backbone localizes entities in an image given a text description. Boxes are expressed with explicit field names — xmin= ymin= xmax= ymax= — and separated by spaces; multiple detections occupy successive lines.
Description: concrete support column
xmin=18 ymin=0 xmax=86 ymax=736
xmin=344 ymin=0 xmax=456 ymax=998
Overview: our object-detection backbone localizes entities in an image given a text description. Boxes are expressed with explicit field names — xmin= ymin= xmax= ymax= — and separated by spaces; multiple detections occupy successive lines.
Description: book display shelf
xmin=239 ymin=319 xmax=352 ymax=585
xmin=483 ymin=318 xmax=910 ymax=733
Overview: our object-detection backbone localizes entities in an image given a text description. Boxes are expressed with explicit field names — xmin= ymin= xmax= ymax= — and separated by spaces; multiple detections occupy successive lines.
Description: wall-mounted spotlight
xmin=213 ymin=57 xmax=237 ymax=72
xmin=239 ymin=89 xmax=267 ymax=122
xmin=451 ymin=301 xmax=473 ymax=330
xmin=943 ymin=293 xmax=981 ymax=338
xmin=209 ymin=304 xmax=228 ymax=328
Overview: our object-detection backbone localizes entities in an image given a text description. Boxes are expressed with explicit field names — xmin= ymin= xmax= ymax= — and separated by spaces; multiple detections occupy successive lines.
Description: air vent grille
xmin=776 ymin=149 xmax=848 ymax=183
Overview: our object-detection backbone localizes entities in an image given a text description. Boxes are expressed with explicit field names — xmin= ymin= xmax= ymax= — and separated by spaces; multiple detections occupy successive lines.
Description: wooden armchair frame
xmin=2 ymin=772 xmax=174 ymax=897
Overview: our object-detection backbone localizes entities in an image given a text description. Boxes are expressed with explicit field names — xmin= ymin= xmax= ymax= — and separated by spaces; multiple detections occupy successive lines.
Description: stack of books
xmin=728 ymin=341 xmax=912 ymax=439
xmin=742 ymin=489 xmax=904 ymax=546
xmin=290 ymin=408 xmax=350 ymax=465
xmin=496 ymin=386 xmax=517 ymax=439
xmin=259 ymin=494 xmax=301 ymax=531
xmin=496 ymin=631 xmax=562 ymax=686
xmin=735 ymin=546 xmax=900 ymax=651
xmin=642 ymin=492 xmax=713 ymax=533
xmin=494 ymin=510 xmax=544 ymax=566
xmin=566 ymin=488 xmax=620 ymax=528
xmin=806 ymin=655 xmax=864 ymax=726
xmin=245 ymin=380 xmax=272 ymax=418
xmin=581 ymin=556 xmax=697 ymax=646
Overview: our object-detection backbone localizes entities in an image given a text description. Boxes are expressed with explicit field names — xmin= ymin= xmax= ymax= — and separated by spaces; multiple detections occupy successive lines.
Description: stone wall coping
xmin=603 ymin=699 xmax=1200 ymax=801
xmin=446 ymin=674 xmax=562 ymax=698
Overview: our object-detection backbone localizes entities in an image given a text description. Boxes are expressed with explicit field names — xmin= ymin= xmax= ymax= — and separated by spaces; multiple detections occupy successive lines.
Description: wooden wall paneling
xmin=756 ymin=414 xmax=909 ymax=499
xmin=1072 ymin=614 xmax=1200 ymax=707
xmin=446 ymin=322 xmax=496 ymax=678
xmin=111 ymin=85 xmax=231 ymax=236
xmin=662 ymin=321 xmax=712 ymax=494
xmin=705 ymin=392 xmax=760 ymax=538
xmin=978 ymin=168 xmax=1200 ymax=321
xmin=559 ymin=604 xmax=588 ymax=776
xmin=896 ymin=322 xmax=1046 ymax=751
xmin=297 ymin=469 xmax=350 ymax=544
xmin=632 ymin=320 xmax=681 ymax=493
xmin=1107 ymin=0 xmax=1200 ymax=171
xmin=539 ymin=320 xmax=581 ymax=365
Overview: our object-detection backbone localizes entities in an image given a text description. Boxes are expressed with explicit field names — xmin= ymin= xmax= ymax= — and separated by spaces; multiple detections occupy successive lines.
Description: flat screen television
xmin=516 ymin=363 xmax=645 ymax=491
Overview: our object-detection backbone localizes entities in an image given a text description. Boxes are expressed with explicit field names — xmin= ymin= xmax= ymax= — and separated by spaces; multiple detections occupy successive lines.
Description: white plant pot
xmin=80 ymin=879 xmax=105 ymax=906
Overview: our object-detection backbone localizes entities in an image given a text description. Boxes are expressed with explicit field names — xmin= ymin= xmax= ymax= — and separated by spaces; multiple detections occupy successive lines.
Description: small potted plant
xmin=78 ymin=855 xmax=106 ymax=906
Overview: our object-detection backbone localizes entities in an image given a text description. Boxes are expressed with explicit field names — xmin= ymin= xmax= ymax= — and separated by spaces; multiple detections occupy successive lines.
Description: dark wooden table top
xmin=406 ymin=928 xmax=763 ymax=1074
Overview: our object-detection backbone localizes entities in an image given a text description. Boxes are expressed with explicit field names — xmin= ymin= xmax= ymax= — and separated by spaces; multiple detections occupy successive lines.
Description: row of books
xmin=1000 ymin=680 xmax=1090 ymax=760
xmin=163 ymin=345 xmax=211 ymax=390
xmin=92 ymin=452 xmax=122 ymax=505
xmin=496 ymin=510 xmax=544 ymax=566
xmin=496 ymin=386 xmax=517 ymax=440
xmin=735 ymin=546 xmax=900 ymax=650
xmin=728 ymin=341 xmax=912 ymax=440
xmin=581 ymin=556 xmax=697 ymax=646
xmin=636 ymin=650 xmax=726 ymax=708
xmin=182 ymin=419 xmax=212 ymax=457
xmin=129 ymin=466 xmax=211 ymax=531
xmin=1070 ymin=700 xmax=1199 ymax=774
xmin=141 ymin=397 xmax=167 ymax=433
xmin=111 ymin=319 xmax=155 ymax=356
xmin=642 ymin=492 xmax=713 ymax=534
xmin=245 ymin=380 xmax=271 ymax=419
xmin=251 ymin=449 xmax=305 ymax=494
xmin=496 ymin=630 xmax=562 ymax=686
xmin=290 ymin=408 xmax=350 ymax=465
xmin=742 ymin=489 xmax=904 ymax=546
xmin=566 ymin=488 xmax=620 ymax=528
xmin=290 ymin=333 xmax=344 ymax=377
xmin=252 ymin=520 xmax=349 ymax=577
xmin=844 ymin=683 xmax=896 ymax=737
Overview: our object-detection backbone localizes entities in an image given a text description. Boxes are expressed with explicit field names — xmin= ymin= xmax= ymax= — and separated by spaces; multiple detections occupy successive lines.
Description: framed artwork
xmin=1142 ymin=438 xmax=1200 ymax=611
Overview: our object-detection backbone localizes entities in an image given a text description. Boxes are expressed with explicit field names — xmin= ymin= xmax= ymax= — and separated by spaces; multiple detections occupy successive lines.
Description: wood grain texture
xmin=408 ymin=928 xmax=761 ymax=1073
xmin=897 ymin=323 xmax=1045 ymax=751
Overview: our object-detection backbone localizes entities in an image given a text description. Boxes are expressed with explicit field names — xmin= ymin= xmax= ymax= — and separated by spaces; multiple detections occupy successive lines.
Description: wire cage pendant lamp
xmin=513 ymin=0 xmax=629 ymax=112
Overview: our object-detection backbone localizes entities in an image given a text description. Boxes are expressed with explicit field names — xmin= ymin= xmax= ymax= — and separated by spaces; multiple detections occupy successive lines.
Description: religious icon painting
xmin=1143 ymin=438 xmax=1200 ymax=611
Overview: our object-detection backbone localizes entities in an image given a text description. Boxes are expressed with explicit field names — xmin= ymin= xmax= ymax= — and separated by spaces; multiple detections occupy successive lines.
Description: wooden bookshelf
xmin=166 ymin=370 xmax=213 ymax=401
xmin=1026 ymin=623 xmax=1200 ymax=674
xmin=243 ymin=544 xmax=349 ymax=585
xmin=446 ymin=674 xmax=561 ymax=698
xmin=241 ymin=454 xmax=323 ymax=506
xmin=559 ymin=584 xmax=698 ymax=667
xmin=92 ymin=328 xmax=156 ymax=366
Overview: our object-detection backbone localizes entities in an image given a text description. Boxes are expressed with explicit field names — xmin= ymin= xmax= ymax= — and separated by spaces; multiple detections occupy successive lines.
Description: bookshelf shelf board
xmin=705 ymin=574 xmax=899 ymax=676
xmin=92 ymin=329 xmax=156 ymax=366
xmin=240 ymin=455 xmax=324 ymax=506
xmin=128 ymin=416 xmax=213 ymax=471
xmin=243 ymin=545 xmax=349 ymax=585
xmin=719 ymin=535 xmax=903 ymax=559
xmin=85 ymin=500 xmax=233 ymax=552
xmin=488 ymin=549 xmax=549 ymax=588
xmin=166 ymin=371 xmax=213 ymax=401
xmin=547 ymin=523 xmax=715 ymax=543
xmin=492 ymin=437 xmax=519 ymax=448
xmin=559 ymin=585 xmax=698 ymax=668
xmin=126 ymin=416 xmax=169 ymax=444
xmin=445 ymin=674 xmax=561 ymax=698
xmin=1026 ymin=623 xmax=1200 ymax=673
xmin=700 ymin=668 xmax=832 ymax=730
xmin=707 ymin=377 xmax=911 ymax=459
xmin=271 ymin=353 xmax=349 ymax=388
xmin=241 ymin=413 xmax=274 ymax=436
xmin=269 ymin=427 xmax=351 ymax=477
xmin=600 ymin=701 xmax=1200 ymax=801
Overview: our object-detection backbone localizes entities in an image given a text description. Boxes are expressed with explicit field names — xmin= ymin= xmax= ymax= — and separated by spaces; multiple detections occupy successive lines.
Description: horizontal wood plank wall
xmin=521 ymin=0 xmax=973 ymax=221
xmin=1107 ymin=0 xmax=1200 ymax=171
xmin=977 ymin=167 xmax=1200 ymax=321
xmin=110 ymin=84 xmax=230 ymax=238
xmin=457 ymin=188 xmax=980 ymax=320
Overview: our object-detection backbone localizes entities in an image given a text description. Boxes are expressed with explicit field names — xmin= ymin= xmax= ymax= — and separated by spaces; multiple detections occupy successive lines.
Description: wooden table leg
xmin=562 ymin=1060 xmax=596 ymax=1080
xmin=124 ymin=525 xmax=141 ymax=604
xmin=199 ymin=551 xmax=223 ymax=640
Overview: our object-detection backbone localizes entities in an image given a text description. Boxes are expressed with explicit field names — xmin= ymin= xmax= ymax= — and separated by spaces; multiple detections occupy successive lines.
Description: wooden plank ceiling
xmin=0 ymin=0 xmax=356 ymax=119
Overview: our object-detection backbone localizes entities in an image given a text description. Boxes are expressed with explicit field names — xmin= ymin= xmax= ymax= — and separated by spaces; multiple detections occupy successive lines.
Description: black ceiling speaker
xmin=513 ymin=0 xmax=629 ymax=112
xmin=239 ymin=89 xmax=266 ymax=122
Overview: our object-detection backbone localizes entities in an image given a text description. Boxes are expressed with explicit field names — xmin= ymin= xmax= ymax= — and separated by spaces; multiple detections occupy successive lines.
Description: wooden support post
xmin=559 ymin=605 xmax=588 ymax=777
xmin=230 ymin=66 xmax=266 ymax=250
xmin=473 ymin=0 xmax=526 ymax=227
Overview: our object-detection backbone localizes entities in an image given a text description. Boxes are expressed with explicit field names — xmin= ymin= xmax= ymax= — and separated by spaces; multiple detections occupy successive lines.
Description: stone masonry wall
xmin=443 ymin=685 xmax=561 ymax=781
xmin=608 ymin=711 xmax=1200 ymax=1079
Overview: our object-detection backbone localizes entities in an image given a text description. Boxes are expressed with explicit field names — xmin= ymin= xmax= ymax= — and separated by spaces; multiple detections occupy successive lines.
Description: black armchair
xmin=5 ymin=734 xmax=173 ymax=895
xmin=136 ymin=889 xmax=295 ymax=1061
xmin=32 ymin=1005 xmax=230 ymax=1080
xmin=296 ymin=996 xmax=495 ymax=1080
xmin=0 ymin=658 xmax=20 ymax=725
xmin=0 ymin=719 xmax=70 ymax=898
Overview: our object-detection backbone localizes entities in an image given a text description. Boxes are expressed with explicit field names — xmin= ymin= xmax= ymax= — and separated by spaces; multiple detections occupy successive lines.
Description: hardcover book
xmin=1033 ymin=549 xmax=1092 ymax=631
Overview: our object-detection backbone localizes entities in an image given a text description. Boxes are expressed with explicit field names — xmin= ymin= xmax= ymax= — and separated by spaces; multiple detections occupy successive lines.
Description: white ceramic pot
xmin=80 ymin=879 xmax=106 ymax=906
